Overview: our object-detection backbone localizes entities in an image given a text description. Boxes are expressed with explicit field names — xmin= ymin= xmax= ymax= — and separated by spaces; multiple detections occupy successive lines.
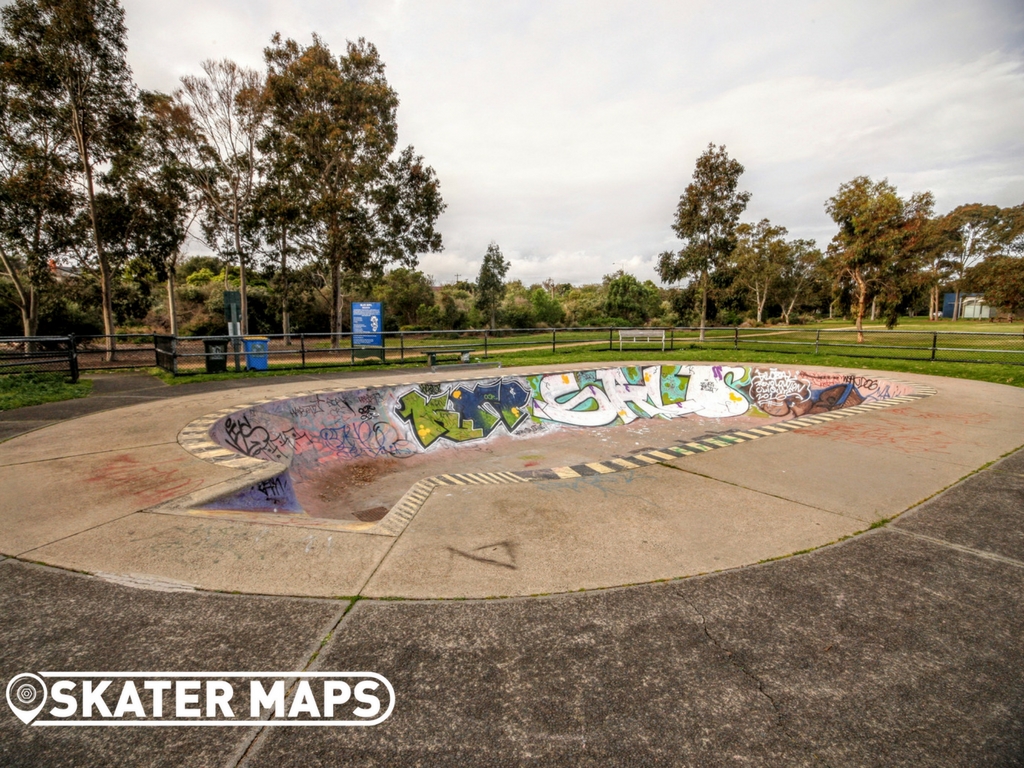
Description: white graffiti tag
xmin=747 ymin=368 xmax=810 ymax=408
xmin=532 ymin=366 xmax=749 ymax=426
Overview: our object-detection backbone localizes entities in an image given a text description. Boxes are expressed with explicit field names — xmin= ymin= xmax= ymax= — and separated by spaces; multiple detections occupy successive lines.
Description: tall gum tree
xmin=658 ymin=143 xmax=750 ymax=342
xmin=116 ymin=91 xmax=193 ymax=336
xmin=941 ymin=203 xmax=1001 ymax=320
xmin=776 ymin=238 xmax=822 ymax=325
xmin=174 ymin=59 xmax=265 ymax=335
xmin=475 ymin=241 xmax=509 ymax=329
xmin=2 ymin=0 xmax=137 ymax=359
xmin=825 ymin=176 xmax=934 ymax=341
xmin=263 ymin=34 xmax=443 ymax=346
xmin=733 ymin=218 xmax=788 ymax=324
xmin=0 ymin=22 xmax=78 ymax=339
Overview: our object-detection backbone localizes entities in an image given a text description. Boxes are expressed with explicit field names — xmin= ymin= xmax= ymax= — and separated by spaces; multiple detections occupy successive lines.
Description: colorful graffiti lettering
xmin=728 ymin=367 xmax=867 ymax=417
xmin=528 ymin=366 xmax=749 ymax=426
xmin=398 ymin=379 xmax=531 ymax=448
xmin=206 ymin=366 xmax=915 ymax=518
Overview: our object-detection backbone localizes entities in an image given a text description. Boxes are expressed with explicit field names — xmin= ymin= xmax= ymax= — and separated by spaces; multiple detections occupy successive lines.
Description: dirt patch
xmin=297 ymin=458 xmax=403 ymax=519
xmin=315 ymin=458 xmax=401 ymax=496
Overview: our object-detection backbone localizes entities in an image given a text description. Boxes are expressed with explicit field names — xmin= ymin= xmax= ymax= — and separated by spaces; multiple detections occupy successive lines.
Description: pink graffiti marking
xmin=86 ymin=454 xmax=206 ymax=506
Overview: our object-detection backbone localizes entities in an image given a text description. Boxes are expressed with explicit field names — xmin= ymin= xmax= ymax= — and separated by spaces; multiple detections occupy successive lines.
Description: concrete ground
xmin=1 ymin=364 xmax=1023 ymax=766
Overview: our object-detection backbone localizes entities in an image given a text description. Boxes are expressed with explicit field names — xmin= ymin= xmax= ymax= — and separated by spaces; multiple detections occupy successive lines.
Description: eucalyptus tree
xmin=249 ymin=157 xmax=301 ymax=341
xmin=115 ymin=91 xmax=194 ymax=335
xmin=776 ymin=238 xmax=823 ymax=325
xmin=825 ymin=177 xmax=934 ymax=339
xmin=658 ymin=144 xmax=750 ymax=341
xmin=263 ymin=34 xmax=445 ymax=345
xmin=1 ymin=0 xmax=138 ymax=357
xmin=733 ymin=219 xmax=788 ymax=324
xmin=0 ymin=23 xmax=79 ymax=338
xmin=940 ymin=204 xmax=1002 ymax=320
xmin=963 ymin=204 xmax=1024 ymax=318
xmin=174 ymin=59 xmax=266 ymax=335
xmin=965 ymin=252 xmax=1024 ymax=316
xmin=475 ymin=241 xmax=509 ymax=329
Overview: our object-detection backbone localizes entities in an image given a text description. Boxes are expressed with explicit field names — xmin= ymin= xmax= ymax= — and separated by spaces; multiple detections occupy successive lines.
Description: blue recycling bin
xmin=243 ymin=336 xmax=269 ymax=371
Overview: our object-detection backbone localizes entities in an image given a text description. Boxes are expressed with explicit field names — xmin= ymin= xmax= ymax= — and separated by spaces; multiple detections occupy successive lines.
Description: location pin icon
xmin=6 ymin=673 xmax=47 ymax=725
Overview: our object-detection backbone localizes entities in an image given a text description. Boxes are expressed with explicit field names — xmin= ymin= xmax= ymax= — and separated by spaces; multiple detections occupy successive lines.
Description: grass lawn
xmin=0 ymin=373 xmax=93 ymax=411
xmin=812 ymin=317 xmax=1024 ymax=332
xmin=150 ymin=343 xmax=1024 ymax=390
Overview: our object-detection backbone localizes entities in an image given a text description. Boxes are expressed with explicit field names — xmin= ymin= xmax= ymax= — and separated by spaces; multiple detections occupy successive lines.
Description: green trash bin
xmin=203 ymin=337 xmax=229 ymax=373
xmin=243 ymin=336 xmax=269 ymax=371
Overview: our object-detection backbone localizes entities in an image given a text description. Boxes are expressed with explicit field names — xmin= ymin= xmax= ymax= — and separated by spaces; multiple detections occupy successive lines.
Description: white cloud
xmin=121 ymin=0 xmax=1024 ymax=285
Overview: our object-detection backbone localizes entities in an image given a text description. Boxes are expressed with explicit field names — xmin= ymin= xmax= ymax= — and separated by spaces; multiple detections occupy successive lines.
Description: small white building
xmin=960 ymin=296 xmax=997 ymax=319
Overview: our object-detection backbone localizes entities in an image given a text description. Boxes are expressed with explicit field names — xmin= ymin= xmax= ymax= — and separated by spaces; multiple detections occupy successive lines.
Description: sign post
xmin=224 ymin=290 xmax=242 ymax=371
xmin=351 ymin=301 xmax=384 ymax=361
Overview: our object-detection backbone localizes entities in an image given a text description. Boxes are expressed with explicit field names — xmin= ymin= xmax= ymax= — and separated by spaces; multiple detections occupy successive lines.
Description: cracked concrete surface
xmin=1 ymin=370 xmax=1023 ymax=765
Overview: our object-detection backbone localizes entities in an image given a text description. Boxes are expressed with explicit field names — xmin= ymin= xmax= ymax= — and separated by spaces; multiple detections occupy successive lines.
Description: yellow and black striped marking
xmin=175 ymin=377 xmax=936 ymax=537
xmin=504 ymin=384 xmax=936 ymax=487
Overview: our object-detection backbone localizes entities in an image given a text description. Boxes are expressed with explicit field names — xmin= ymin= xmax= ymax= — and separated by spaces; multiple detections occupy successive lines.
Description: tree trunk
xmin=331 ymin=260 xmax=342 ymax=349
xmin=0 ymin=248 xmax=32 ymax=338
xmin=699 ymin=269 xmax=708 ymax=343
xmin=782 ymin=296 xmax=796 ymax=326
xmin=234 ymin=220 xmax=248 ymax=336
xmin=166 ymin=271 xmax=178 ymax=336
xmin=26 ymin=283 xmax=38 ymax=338
xmin=952 ymin=288 xmax=961 ymax=322
xmin=756 ymin=285 xmax=766 ymax=324
xmin=870 ymin=296 xmax=877 ymax=321
xmin=280 ymin=226 xmax=290 ymax=345
xmin=71 ymin=108 xmax=116 ymax=361
xmin=854 ymin=270 xmax=867 ymax=343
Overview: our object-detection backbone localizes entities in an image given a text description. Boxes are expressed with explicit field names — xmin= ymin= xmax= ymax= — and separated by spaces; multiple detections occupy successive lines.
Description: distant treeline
xmin=1 ymin=2 xmax=1022 ymax=343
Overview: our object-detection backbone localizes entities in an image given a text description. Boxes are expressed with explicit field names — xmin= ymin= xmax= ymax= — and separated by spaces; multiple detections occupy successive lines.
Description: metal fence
xmin=72 ymin=334 xmax=161 ymax=371
xmin=3 ymin=326 xmax=1024 ymax=381
xmin=0 ymin=336 xmax=79 ymax=381
xmin=728 ymin=327 xmax=1024 ymax=364
xmin=153 ymin=325 xmax=1024 ymax=374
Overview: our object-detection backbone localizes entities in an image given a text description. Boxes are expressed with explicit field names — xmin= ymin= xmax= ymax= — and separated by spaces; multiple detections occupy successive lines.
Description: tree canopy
xmin=475 ymin=241 xmax=509 ymax=329
xmin=262 ymin=34 xmax=444 ymax=342
xmin=658 ymin=143 xmax=750 ymax=340
xmin=825 ymin=176 xmax=934 ymax=338
xmin=2 ymin=0 xmax=138 ymax=356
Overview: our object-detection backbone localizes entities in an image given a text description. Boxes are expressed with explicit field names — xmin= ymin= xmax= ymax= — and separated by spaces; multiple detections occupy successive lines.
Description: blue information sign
xmin=351 ymin=302 xmax=383 ymax=347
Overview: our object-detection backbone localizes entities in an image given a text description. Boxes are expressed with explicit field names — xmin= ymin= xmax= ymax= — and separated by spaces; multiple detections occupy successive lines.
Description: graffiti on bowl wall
xmin=204 ymin=366 xmax=913 ymax=516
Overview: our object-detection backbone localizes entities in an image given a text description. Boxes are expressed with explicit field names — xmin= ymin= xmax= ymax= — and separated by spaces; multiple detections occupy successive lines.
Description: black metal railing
xmin=0 ymin=336 xmax=79 ymax=382
xmin=153 ymin=325 xmax=1024 ymax=374
xmin=3 ymin=325 xmax=1024 ymax=380
xmin=728 ymin=327 xmax=1024 ymax=364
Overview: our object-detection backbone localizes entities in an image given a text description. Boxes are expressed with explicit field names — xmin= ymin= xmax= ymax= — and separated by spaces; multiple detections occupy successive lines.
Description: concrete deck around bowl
xmin=1 ymin=362 xmax=1022 ymax=599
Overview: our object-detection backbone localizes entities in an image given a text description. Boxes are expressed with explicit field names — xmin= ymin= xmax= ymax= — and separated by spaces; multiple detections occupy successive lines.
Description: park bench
xmin=618 ymin=329 xmax=666 ymax=351
xmin=423 ymin=348 xmax=474 ymax=367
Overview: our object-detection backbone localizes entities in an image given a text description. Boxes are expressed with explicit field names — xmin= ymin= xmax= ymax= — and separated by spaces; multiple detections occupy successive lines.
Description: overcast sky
xmin=122 ymin=0 xmax=1024 ymax=286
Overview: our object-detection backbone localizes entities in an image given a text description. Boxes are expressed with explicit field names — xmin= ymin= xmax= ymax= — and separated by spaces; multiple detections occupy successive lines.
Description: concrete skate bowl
xmin=171 ymin=365 xmax=933 ymax=535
